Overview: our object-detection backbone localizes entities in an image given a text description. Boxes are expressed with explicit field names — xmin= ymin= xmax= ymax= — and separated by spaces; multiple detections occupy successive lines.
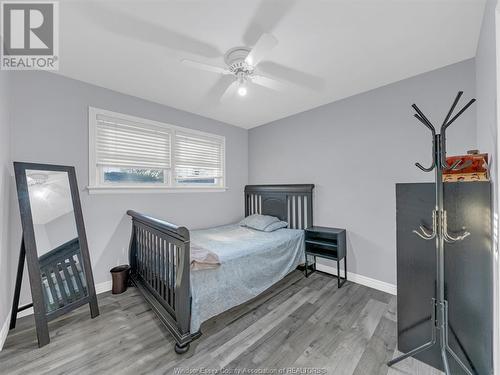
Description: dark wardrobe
xmin=396 ymin=182 xmax=492 ymax=374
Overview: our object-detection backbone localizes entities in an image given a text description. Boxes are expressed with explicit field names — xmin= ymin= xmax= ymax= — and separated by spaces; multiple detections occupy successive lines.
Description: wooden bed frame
xmin=126 ymin=184 xmax=314 ymax=354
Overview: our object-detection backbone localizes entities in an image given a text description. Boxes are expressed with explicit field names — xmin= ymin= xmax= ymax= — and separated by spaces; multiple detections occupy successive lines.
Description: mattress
xmin=189 ymin=224 xmax=305 ymax=332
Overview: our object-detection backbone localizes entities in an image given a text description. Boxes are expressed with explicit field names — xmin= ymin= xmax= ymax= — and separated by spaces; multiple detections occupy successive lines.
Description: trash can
xmin=110 ymin=265 xmax=131 ymax=294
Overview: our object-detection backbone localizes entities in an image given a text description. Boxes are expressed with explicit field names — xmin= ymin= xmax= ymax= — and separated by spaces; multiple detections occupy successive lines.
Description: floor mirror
xmin=11 ymin=162 xmax=99 ymax=347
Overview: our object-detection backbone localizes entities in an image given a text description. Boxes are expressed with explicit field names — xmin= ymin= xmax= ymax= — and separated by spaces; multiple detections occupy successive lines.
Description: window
xmin=88 ymin=108 xmax=225 ymax=192
xmin=174 ymin=131 xmax=224 ymax=186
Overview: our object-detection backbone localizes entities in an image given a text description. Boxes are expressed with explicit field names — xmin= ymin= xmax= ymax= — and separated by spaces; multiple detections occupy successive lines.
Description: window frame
xmin=88 ymin=107 xmax=227 ymax=194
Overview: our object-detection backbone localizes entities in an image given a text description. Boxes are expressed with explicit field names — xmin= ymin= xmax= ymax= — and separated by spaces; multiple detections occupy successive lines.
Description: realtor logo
xmin=1 ymin=1 xmax=59 ymax=70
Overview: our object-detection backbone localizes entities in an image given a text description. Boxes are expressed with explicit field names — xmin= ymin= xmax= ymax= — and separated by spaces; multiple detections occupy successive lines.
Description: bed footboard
xmin=127 ymin=210 xmax=194 ymax=353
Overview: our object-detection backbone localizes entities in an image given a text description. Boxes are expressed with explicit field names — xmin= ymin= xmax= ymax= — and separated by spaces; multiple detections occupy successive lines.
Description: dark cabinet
xmin=396 ymin=182 xmax=492 ymax=374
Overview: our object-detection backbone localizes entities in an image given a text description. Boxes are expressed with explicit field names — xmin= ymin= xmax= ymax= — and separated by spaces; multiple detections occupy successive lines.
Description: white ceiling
xmin=57 ymin=0 xmax=486 ymax=129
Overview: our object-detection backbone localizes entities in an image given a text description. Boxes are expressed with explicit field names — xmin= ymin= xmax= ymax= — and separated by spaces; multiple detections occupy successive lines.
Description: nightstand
xmin=304 ymin=226 xmax=347 ymax=288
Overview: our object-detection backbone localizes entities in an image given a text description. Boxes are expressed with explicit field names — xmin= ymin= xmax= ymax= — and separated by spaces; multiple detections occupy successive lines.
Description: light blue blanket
xmin=190 ymin=224 xmax=305 ymax=332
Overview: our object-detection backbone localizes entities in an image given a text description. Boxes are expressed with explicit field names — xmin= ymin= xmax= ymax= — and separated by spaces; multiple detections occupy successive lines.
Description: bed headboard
xmin=244 ymin=184 xmax=314 ymax=230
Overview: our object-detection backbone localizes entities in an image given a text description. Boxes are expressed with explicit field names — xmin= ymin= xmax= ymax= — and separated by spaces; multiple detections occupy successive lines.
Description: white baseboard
xmin=95 ymin=280 xmax=113 ymax=295
xmin=0 ymin=279 xmax=113 ymax=351
xmin=0 ymin=312 xmax=10 ymax=352
xmin=315 ymin=263 xmax=397 ymax=295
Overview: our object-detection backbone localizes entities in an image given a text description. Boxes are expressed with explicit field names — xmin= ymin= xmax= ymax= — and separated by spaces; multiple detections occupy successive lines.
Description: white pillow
xmin=263 ymin=220 xmax=288 ymax=232
xmin=240 ymin=214 xmax=279 ymax=231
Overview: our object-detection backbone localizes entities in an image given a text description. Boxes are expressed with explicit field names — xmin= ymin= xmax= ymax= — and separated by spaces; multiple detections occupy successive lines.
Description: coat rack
xmin=387 ymin=92 xmax=476 ymax=375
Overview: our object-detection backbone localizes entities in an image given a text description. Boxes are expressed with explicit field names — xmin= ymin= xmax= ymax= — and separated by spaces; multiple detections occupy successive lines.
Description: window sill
xmin=86 ymin=185 xmax=229 ymax=194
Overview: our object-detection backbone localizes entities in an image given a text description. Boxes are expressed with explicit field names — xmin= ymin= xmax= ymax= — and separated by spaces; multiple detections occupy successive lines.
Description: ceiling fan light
xmin=238 ymin=85 xmax=247 ymax=97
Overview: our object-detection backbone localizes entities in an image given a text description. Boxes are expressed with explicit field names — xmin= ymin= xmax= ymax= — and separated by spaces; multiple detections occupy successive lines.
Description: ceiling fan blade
xmin=220 ymin=80 xmax=239 ymax=102
xmin=79 ymin=3 xmax=221 ymax=58
xmin=181 ymin=59 xmax=231 ymax=75
xmin=202 ymin=75 xmax=236 ymax=108
xmin=252 ymin=74 xmax=288 ymax=92
xmin=245 ymin=33 xmax=278 ymax=67
xmin=257 ymin=61 xmax=324 ymax=91
xmin=243 ymin=0 xmax=296 ymax=46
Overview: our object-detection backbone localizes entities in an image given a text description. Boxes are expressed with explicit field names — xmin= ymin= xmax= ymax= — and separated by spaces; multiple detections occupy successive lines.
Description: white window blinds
xmin=96 ymin=114 xmax=171 ymax=170
xmin=174 ymin=131 xmax=225 ymax=180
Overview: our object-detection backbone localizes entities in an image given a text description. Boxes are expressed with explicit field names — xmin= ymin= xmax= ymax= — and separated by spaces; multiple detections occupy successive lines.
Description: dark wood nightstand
xmin=304 ymin=226 xmax=347 ymax=288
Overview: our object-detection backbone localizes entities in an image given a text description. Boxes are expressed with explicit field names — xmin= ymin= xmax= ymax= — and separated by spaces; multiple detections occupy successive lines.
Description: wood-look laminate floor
xmin=0 ymin=271 xmax=442 ymax=375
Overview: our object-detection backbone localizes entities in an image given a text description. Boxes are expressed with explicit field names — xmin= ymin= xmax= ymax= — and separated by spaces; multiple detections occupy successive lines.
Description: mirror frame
xmin=12 ymin=162 xmax=99 ymax=347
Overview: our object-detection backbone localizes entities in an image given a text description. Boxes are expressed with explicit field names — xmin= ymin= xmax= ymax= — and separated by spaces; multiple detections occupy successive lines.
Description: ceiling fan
xmin=181 ymin=33 xmax=290 ymax=100
xmin=83 ymin=1 xmax=320 ymax=100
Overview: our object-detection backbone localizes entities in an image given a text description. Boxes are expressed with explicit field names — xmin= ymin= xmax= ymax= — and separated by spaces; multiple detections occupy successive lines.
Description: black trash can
xmin=110 ymin=265 xmax=131 ymax=294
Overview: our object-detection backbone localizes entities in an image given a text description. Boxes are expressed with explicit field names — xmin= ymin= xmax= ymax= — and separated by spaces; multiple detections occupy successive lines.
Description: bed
xmin=126 ymin=184 xmax=314 ymax=354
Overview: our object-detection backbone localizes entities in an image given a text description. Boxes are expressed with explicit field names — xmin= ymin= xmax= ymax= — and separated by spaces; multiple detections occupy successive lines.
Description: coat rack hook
xmin=442 ymin=159 xmax=461 ymax=171
xmin=443 ymin=211 xmax=470 ymax=242
xmin=413 ymin=211 xmax=437 ymax=240
xmin=413 ymin=228 xmax=436 ymax=240
xmin=443 ymin=98 xmax=476 ymax=130
xmin=415 ymin=162 xmax=435 ymax=172
xmin=441 ymin=91 xmax=463 ymax=129
xmin=412 ymin=107 xmax=435 ymax=133
xmin=452 ymin=159 xmax=473 ymax=171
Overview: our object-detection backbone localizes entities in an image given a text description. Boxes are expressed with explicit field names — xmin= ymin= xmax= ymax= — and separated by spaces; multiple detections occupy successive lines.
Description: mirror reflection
xmin=26 ymin=170 xmax=88 ymax=312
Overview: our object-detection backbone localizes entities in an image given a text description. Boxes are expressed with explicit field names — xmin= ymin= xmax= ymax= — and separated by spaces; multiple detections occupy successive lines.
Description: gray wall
xmin=475 ymin=1 xmax=499 ymax=373
xmin=33 ymin=224 xmax=52 ymax=256
xmin=0 ymin=70 xmax=12 ymax=346
xmin=45 ymin=212 xmax=78 ymax=253
xmin=34 ymin=212 xmax=78 ymax=256
xmin=249 ymin=59 xmax=477 ymax=285
xmin=476 ymin=0 xmax=498 ymax=198
xmin=8 ymin=71 xmax=248 ymax=307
